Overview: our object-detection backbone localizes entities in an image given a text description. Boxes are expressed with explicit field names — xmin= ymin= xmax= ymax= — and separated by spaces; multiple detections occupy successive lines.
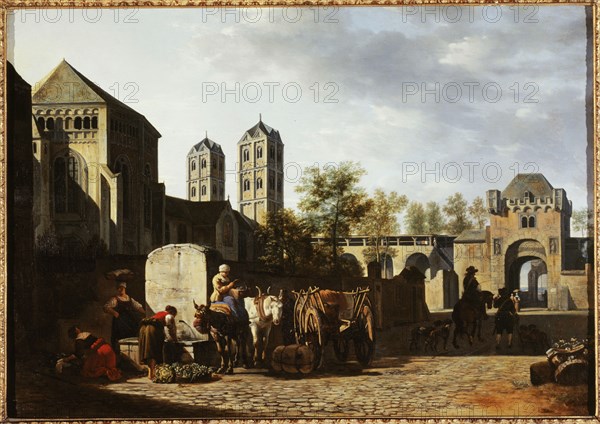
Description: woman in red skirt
xmin=63 ymin=326 xmax=122 ymax=381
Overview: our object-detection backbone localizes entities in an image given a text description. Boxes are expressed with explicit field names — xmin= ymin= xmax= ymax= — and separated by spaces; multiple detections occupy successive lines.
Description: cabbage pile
xmin=153 ymin=362 xmax=213 ymax=384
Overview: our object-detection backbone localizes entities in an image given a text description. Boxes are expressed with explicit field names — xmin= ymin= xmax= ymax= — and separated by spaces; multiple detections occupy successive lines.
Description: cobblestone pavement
xmin=14 ymin=311 xmax=592 ymax=419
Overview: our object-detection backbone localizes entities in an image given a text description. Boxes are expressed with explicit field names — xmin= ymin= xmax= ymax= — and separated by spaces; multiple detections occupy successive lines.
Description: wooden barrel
xmin=555 ymin=359 xmax=588 ymax=386
xmin=530 ymin=361 xmax=555 ymax=386
xmin=271 ymin=344 xmax=314 ymax=374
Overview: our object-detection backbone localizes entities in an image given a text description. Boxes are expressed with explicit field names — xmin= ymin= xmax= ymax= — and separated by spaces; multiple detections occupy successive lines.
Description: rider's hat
xmin=219 ymin=264 xmax=231 ymax=272
xmin=465 ymin=266 xmax=478 ymax=274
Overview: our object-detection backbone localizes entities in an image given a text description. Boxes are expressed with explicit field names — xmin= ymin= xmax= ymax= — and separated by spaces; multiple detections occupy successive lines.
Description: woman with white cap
xmin=210 ymin=264 xmax=248 ymax=322
xmin=103 ymin=279 xmax=146 ymax=355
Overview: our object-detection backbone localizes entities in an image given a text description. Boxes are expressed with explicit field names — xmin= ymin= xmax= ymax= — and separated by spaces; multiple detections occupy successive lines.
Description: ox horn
xmin=193 ymin=299 xmax=199 ymax=309
xmin=278 ymin=289 xmax=284 ymax=300
xmin=267 ymin=286 xmax=272 ymax=295
xmin=256 ymin=286 xmax=262 ymax=297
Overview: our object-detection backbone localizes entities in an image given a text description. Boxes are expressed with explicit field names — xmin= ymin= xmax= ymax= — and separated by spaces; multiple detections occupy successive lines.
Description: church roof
xmin=239 ymin=119 xmax=282 ymax=143
xmin=233 ymin=210 xmax=258 ymax=231
xmin=188 ymin=137 xmax=224 ymax=156
xmin=32 ymin=59 xmax=161 ymax=137
xmin=502 ymin=173 xmax=554 ymax=200
xmin=165 ymin=196 xmax=231 ymax=227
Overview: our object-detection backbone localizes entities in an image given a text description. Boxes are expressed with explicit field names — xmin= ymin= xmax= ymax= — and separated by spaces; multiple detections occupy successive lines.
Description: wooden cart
xmin=292 ymin=286 xmax=375 ymax=369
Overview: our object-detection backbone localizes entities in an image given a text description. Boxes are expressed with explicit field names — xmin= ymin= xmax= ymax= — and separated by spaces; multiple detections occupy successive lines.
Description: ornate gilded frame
xmin=1 ymin=1 xmax=598 ymax=422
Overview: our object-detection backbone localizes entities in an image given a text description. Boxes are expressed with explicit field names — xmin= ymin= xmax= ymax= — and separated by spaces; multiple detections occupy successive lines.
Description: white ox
xmin=244 ymin=287 xmax=284 ymax=367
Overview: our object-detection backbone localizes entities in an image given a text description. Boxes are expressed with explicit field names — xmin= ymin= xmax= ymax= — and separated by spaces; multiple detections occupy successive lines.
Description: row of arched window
xmin=51 ymin=150 xmax=153 ymax=226
xmin=190 ymin=158 xmax=223 ymax=172
xmin=520 ymin=215 xmax=536 ymax=228
xmin=191 ymin=185 xmax=222 ymax=197
xmin=110 ymin=118 xmax=139 ymax=138
xmin=241 ymin=145 xmax=281 ymax=163
xmin=242 ymin=176 xmax=284 ymax=192
xmin=38 ymin=116 xmax=98 ymax=131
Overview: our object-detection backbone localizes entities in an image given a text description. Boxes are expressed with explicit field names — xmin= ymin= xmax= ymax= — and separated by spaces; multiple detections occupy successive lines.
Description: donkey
xmin=245 ymin=286 xmax=284 ymax=368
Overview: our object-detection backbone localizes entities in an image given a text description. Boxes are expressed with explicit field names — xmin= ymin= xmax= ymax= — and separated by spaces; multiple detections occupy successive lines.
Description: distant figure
xmin=61 ymin=325 xmax=122 ymax=381
xmin=139 ymin=305 xmax=178 ymax=380
xmin=104 ymin=280 xmax=145 ymax=355
xmin=493 ymin=287 xmax=517 ymax=350
xmin=211 ymin=264 xmax=248 ymax=323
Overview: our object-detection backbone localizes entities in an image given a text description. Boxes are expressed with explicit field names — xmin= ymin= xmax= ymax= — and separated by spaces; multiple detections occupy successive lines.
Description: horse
xmin=192 ymin=285 xmax=252 ymax=374
xmin=244 ymin=286 xmax=284 ymax=367
xmin=452 ymin=290 xmax=494 ymax=349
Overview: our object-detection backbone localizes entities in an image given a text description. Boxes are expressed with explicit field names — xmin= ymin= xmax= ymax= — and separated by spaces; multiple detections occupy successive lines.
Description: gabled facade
xmin=237 ymin=118 xmax=284 ymax=225
xmin=32 ymin=59 xmax=165 ymax=255
xmin=186 ymin=136 xmax=225 ymax=202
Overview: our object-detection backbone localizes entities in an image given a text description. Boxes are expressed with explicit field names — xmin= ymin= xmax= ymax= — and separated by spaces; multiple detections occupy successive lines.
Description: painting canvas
xmin=4 ymin=3 xmax=597 ymax=420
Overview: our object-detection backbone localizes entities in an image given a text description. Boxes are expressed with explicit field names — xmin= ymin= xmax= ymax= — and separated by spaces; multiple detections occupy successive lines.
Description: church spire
xmin=259 ymin=113 xmax=262 ymax=122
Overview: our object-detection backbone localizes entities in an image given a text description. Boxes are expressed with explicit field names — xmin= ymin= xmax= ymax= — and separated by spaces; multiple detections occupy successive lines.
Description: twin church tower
xmin=186 ymin=116 xmax=284 ymax=225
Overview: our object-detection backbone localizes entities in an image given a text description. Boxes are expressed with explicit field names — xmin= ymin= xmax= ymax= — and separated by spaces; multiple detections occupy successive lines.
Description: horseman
xmin=210 ymin=264 xmax=249 ymax=324
xmin=461 ymin=266 xmax=484 ymax=318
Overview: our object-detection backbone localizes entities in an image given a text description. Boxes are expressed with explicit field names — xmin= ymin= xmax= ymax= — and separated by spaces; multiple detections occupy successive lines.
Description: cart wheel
xmin=354 ymin=305 xmax=375 ymax=367
xmin=333 ymin=336 xmax=349 ymax=362
xmin=304 ymin=308 xmax=323 ymax=370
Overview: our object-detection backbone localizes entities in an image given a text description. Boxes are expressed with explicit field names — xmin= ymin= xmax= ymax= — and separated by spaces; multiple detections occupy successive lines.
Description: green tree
xmin=358 ymin=189 xmax=408 ymax=277
xmin=255 ymin=208 xmax=312 ymax=275
xmin=296 ymin=161 xmax=370 ymax=274
xmin=425 ymin=201 xmax=445 ymax=233
xmin=468 ymin=196 xmax=489 ymax=229
xmin=572 ymin=208 xmax=593 ymax=236
xmin=443 ymin=192 xmax=473 ymax=235
xmin=405 ymin=202 xmax=427 ymax=234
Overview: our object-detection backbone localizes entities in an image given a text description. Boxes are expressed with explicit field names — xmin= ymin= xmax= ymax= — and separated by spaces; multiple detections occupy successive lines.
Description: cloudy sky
xmin=9 ymin=6 xmax=592 ymax=222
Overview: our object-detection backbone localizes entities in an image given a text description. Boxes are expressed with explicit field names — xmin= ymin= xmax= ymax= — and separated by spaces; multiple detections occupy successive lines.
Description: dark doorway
xmin=506 ymin=256 xmax=548 ymax=308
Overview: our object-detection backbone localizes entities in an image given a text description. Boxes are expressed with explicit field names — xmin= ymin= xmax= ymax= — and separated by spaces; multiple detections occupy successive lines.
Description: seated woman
xmin=138 ymin=305 xmax=178 ymax=380
xmin=63 ymin=326 xmax=122 ymax=381
xmin=211 ymin=264 xmax=248 ymax=323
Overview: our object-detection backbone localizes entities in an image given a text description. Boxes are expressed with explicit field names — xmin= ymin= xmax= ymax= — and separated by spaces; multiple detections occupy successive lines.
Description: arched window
xmin=83 ymin=117 xmax=91 ymax=129
xmin=212 ymin=160 xmax=216 ymax=169
xmin=256 ymin=178 xmax=263 ymax=190
xmin=74 ymin=117 xmax=82 ymax=130
xmin=219 ymin=160 xmax=223 ymax=171
xmin=191 ymin=160 xmax=196 ymax=171
xmin=191 ymin=186 xmax=197 ymax=197
xmin=212 ymin=186 xmax=216 ymax=195
xmin=278 ymin=176 xmax=283 ymax=192
xmin=243 ymin=149 xmax=250 ymax=162
xmin=201 ymin=185 xmax=207 ymax=196
xmin=115 ymin=157 xmax=131 ymax=220
xmin=521 ymin=216 xmax=528 ymax=228
xmin=528 ymin=216 xmax=536 ymax=228
xmin=269 ymin=146 xmax=275 ymax=159
xmin=37 ymin=117 xmax=45 ymax=130
xmin=53 ymin=152 xmax=83 ymax=214
xmin=177 ymin=224 xmax=187 ymax=243
xmin=56 ymin=117 xmax=63 ymax=130
xmin=257 ymin=146 xmax=263 ymax=159
xmin=223 ymin=215 xmax=233 ymax=247
xmin=201 ymin=159 xmax=207 ymax=169
xmin=91 ymin=117 xmax=98 ymax=129
xmin=65 ymin=117 xmax=72 ymax=130
xmin=243 ymin=179 xmax=250 ymax=191
xmin=47 ymin=117 xmax=55 ymax=131
xmin=143 ymin=164 xmax=152 ymax=228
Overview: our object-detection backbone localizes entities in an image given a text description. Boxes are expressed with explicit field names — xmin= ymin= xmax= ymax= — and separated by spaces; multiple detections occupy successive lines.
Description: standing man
xmin=493 ymin=287 xmax=516 ymax=350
